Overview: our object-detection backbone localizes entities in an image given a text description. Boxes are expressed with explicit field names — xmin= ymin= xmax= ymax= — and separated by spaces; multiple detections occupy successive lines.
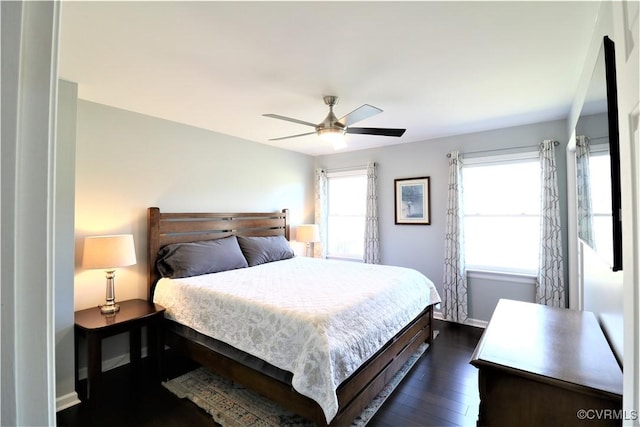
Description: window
xmin=589 ymin=149 xmax=614 ymax=257
xmin=462 ymin=154 xmax=541 ymax=274
xmin=326 ymin=170 xmax=367 ymax=260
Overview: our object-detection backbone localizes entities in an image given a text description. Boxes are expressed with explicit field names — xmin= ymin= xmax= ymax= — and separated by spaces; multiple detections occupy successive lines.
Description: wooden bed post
xmin=282 ymin=208 xmax=290 ymax=241
xmin=147 ymin=207 xmax=161 ymax=301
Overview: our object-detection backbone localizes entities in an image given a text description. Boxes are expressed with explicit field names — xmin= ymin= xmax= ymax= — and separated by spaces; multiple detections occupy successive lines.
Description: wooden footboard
xmin=165 ymin=305 xmax=433 ymax=426
xmin=332 ymin=305 xmax=433 ymax=426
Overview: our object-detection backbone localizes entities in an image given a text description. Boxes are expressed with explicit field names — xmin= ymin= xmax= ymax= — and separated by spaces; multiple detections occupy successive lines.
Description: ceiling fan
xmin=263 ymin=96 xmax=406 ymax=148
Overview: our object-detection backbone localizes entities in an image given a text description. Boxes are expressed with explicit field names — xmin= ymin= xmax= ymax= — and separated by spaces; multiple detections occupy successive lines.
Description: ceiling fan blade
xmin=346 ymin=127 xmax=406 ymax=137
xmin=268 ymin=131 xmax=316 ymax=141
xmin=263 ymin=114 xmax=317 ymax=128
xmin=338 ymin=104 xmax=382 ymax=127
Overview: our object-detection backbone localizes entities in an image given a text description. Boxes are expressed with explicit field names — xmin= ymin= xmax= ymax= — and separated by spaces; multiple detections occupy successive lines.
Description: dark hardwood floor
xmin=367 ymin=321 xmax=484 ymax=427
xmin=57 ymin=320 xmax=484 ymax=427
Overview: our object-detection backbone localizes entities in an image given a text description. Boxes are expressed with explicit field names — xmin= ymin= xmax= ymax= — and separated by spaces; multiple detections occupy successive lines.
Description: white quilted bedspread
xmin=153 ymin=256 xmax=440 ymax=423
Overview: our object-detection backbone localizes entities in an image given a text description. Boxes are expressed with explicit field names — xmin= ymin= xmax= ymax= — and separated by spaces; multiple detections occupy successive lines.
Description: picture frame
xmin=394 ymin=176 xmax=431 ymax=225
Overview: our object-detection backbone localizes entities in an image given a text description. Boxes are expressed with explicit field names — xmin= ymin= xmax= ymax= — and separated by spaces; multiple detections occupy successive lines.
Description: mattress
xmin=153 ymin=256 xmax=441 ymax=422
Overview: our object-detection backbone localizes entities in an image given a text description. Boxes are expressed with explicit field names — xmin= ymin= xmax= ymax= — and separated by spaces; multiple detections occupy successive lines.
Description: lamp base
xmin=100 ymin=302 xmax=120 ymax=315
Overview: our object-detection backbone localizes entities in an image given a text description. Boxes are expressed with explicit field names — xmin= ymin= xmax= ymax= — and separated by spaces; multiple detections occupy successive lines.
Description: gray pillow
xmin=156 ymin=235 xmax=248 ymax=278
xmin=237 ymin=235 xmax=295 ymax=267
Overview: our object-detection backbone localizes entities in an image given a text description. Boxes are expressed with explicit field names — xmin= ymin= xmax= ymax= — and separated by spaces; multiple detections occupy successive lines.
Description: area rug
xmin=163 ymin=331 xmax=437 ymax=427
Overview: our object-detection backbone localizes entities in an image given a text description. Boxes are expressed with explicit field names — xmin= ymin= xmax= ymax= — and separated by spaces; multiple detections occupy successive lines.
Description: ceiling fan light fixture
xmin=264 ymin=96 xmax=405 ymax=146
xmin=317 ymin=127 xmax=346 ymax=149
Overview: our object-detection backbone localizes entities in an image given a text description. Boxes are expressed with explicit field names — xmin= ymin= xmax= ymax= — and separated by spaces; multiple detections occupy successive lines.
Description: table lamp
xmin=82 ymin=234 xmax=137 ymax=314
xmin=296 ymin=224 xmax=320 ymax=257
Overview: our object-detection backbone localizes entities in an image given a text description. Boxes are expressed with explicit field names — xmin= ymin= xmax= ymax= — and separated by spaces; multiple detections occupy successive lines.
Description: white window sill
xmin=466 ymin=268 xmax=537 ymax=285
xmin=326 ymin=256 xmax=364 ymax=263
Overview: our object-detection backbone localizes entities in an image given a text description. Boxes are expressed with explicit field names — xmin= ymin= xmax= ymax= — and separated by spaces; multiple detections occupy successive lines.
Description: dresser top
xmin=470 ymin=299 xmax=622 ymax=397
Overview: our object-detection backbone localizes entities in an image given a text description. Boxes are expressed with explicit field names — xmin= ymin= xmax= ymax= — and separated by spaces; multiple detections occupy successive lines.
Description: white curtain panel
xmin=314 ymin=168 xmax=328 ymax=258
xmin=364 ymin=161 xmax=380 ymax=264
xmin=537 ymin=140 xmax=566 ymax=307
xmin=443 ymin=150 xmax=468 ymax=323
xmin=575 ymin=135 xmax=595 ymax=248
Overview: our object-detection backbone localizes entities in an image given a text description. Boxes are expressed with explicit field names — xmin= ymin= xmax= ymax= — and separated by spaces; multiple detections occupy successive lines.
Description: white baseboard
xmin=462 ymin=317 xmax=488 ymax=328
xmin=56 ymin=391 xmax=81 ymax=412
xmin=433 ymin=310 xmax=488 ymax=329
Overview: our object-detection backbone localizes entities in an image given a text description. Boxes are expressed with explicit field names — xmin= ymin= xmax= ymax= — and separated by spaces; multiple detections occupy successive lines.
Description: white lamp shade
xmin=297 ymin=224 xmax=320 ymax=243
xmin=82 ymin=234 xmax=137 ymax=270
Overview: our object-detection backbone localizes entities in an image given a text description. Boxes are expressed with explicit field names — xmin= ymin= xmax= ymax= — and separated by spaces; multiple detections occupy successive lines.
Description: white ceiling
xmin=59 ymin=1 xmax=601 ymax=156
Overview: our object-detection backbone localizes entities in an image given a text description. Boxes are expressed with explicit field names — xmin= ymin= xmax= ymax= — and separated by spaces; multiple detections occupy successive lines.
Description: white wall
xmin=316 ymin=118 xmax=569 ymax=323
xmin=1 ymin=1 xmax=59 ymax=424
xmin=611 ymin=0 xmax=640 ymax=420
xmin=70 ymin=100 xmax=315 ymax=376
xmin=1 ymin=3 xmax=22 ymax=421
xmin=55 ymin=80 xmax=79 ymax=410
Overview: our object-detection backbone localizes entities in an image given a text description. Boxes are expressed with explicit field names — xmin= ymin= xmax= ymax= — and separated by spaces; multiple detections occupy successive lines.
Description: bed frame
xmin=147 ymin=207 xmax=434 ymax=426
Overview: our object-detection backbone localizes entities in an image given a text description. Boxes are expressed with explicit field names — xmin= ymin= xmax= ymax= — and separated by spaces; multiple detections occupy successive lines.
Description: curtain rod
xmin=326 ymin=163 xmax=374 ymax=173
xmin=576 ymin=136 xmax=607 ymax=147
xmin=580 ymin=135 xmax=608 ymax=141
xmin=446 ymin=140 xmax=559 ymax=158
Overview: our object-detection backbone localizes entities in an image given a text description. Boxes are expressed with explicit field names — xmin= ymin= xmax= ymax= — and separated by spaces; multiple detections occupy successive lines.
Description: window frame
xmin=461 ymin=151 xmax=541 ymax=275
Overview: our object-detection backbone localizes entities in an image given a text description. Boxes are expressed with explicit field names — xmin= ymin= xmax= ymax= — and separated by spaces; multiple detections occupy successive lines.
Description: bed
xmin=147 ymin=207 xmax=440 ymax=426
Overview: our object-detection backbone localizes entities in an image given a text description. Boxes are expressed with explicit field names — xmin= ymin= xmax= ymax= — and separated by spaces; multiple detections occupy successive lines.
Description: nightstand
xmin=74 ymin=299 xmax=165 ymax=402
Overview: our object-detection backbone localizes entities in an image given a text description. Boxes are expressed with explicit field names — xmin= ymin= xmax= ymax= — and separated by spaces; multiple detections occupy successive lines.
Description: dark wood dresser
xmin=470 ymin=299 xmax=622 ymax=426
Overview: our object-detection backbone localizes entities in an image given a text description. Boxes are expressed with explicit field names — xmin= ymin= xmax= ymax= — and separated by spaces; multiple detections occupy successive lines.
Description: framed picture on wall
xmin=394 ymin=176 xmax=431 ymax=225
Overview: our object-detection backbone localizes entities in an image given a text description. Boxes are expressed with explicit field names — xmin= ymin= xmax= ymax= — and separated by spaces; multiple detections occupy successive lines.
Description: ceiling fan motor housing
xmin=323 ymin=95 xmax=339 ymax=107
xmin=319 ymin=96 xmax=345 ymax=132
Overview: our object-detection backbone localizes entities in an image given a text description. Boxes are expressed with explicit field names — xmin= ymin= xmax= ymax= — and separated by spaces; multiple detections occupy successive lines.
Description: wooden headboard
xmin=147 ymin=207 xmax=290 ymax=300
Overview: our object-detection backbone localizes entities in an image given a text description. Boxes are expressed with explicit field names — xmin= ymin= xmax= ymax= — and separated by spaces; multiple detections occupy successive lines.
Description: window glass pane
xmin=327 ymin=173 xmax=366 ymax=259
xmin=588 ymin=153 xmax=612 ymax=214
xmin=327 ymin=216 xmax=365 ymax=258
xmin=592 ymin=215 xmax=613 ymax=260
xmin=463 ymin=161 xmax=540 ymax=215
xmin=328 ymin=175 xmax=367 ymax=215
xmin=462 ymin=157 xmax=541 ymax=274
xmin=464 ymin=216 xmax=540 ymax=273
